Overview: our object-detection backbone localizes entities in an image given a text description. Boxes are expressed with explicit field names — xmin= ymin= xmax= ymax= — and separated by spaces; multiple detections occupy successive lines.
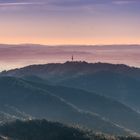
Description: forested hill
xmin=0 ymin=120 xmax=140 ymax=140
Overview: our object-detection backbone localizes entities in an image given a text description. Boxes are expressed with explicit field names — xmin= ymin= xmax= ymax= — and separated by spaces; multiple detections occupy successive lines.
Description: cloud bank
xmin=0 ymin=44 xmax=140 ymax=71
xmin=0 ymin=0 xmax=139 ymax=7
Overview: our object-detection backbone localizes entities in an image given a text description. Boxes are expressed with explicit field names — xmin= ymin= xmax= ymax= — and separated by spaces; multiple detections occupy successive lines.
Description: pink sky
xmin=0 ymin=0 xmax=140 ymax=45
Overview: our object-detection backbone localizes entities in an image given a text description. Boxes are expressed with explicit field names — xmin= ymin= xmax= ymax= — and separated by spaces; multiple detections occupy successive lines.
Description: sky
xmin=0 ymin=0 xmax=140 ymax=45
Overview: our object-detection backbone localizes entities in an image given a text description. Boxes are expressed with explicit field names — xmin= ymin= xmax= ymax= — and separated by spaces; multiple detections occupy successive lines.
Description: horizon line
xmin=0 ymin=43 xmax=140 ymax=46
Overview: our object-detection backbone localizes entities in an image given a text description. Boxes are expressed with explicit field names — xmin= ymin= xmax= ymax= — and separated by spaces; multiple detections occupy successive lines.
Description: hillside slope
xmin=2 ymin=62 xmax=140 ymax=111
xmin=0 ymin=76 xmax=127 ymax=135
xmin=59 ymin=71 xmax=140 ymax=111
xmin=23 ymin=79 xmax=140 ymax=134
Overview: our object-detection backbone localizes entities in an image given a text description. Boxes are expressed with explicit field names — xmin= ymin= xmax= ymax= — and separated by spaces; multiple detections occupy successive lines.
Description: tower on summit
xmin=72 ymin=55 xmax=74 ymax=61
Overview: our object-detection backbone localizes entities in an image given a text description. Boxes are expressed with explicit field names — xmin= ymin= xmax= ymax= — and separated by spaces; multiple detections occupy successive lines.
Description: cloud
xmin=0 ymin=2 xmax=37 ymax=6
xmin=113 ymin=0 xmax=140 ymax=5
xmin=0 ymin=44 xmax=140 ymax=70
xmin=0 ymin=0 xmax=139 ymax=8
xmin=0 ymin=0 xmax=46 ymax=7
xmin=0 ymin=0 xmax=139 ymax=16
xmin=1 ymin=1 xmax=47 ymax=6
xmin=47 ymin=0 xmax=140 ymax=7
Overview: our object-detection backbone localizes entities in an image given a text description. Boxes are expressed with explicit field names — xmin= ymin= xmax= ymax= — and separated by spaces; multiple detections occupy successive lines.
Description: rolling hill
xmin=19 ymin=79 xmax=140 ymax=134
xmin=0 ymin=76 xmax=128 ymax=135
xmin=58 ymin=71 xmax=140 ymax=111
xmin=1 ymin=62 xmax=140 ymax=135
xmin=2 ymin=62 xmax=140 ymax=111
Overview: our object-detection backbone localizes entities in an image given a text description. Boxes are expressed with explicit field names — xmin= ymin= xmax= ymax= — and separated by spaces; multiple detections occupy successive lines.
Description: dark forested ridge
xmin=0 ymin=120 xmax=90 ymax=140
xmin=2 ymin=61 xmax=140 ymax=80
xmin=2 ymin=61 xmax=140 ymax=110
xmin=0 ymin=120 xmax=140 ymax=140
xmin=0 ymin=62 xmax=140 ymax=137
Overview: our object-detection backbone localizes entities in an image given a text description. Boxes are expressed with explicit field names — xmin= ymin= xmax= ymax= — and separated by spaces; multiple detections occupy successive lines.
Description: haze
xmin=0 ymin=44 xmax=140 ymax=71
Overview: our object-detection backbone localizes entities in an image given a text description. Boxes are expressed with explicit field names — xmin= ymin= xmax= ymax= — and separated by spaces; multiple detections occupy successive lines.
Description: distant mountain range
xmin=1 ymin=62 xmax=140 ymax=136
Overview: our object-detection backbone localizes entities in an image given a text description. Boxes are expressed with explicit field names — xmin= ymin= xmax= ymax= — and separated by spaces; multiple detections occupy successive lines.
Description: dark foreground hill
xmin=0 ymin=120 xmax=90 ymax=140
xmin=0 ymin=120 xmax=140 ymax=140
